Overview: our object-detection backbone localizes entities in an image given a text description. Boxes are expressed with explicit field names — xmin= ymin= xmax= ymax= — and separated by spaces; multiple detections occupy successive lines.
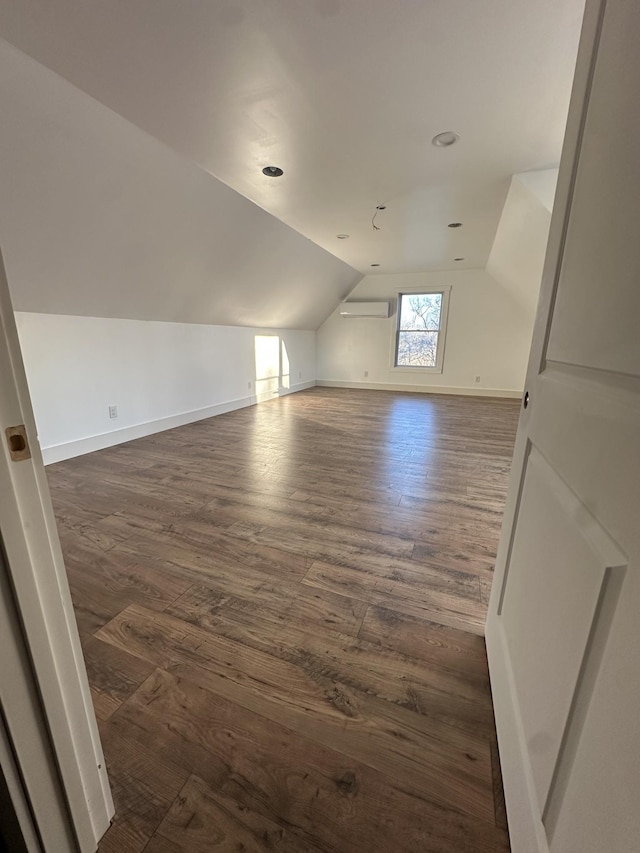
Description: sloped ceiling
xmin=0 ymin=40 xmax=360 ymax=329
xmin=486 ymin=172 xmax=554 ymax=318
xmin=517 ymin=169 xmax=559 ymax=214
xmin=0 ymin=0 xmax=584 ymax=276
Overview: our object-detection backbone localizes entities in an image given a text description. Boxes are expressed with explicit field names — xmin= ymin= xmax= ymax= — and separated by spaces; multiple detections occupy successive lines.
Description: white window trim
xmin=389 ymin=285 xmax=451 ymax=374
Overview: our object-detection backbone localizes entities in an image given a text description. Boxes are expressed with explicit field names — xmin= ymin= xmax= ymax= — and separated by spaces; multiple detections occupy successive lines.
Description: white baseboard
xmin=279 ymin=379 xmax=316 ymax=397
xmin=41 ymin=381 xmax=316 ymax=465
xmin=316 ymin=379 xmax=522 ymax=399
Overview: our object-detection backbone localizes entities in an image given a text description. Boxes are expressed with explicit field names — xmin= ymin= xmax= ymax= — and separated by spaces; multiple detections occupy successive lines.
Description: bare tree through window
xmin=395 ymin=293 xmax=443 ymax=367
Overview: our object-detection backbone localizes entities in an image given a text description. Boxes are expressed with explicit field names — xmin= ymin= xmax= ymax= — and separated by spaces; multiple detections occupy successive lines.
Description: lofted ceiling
xmin=0 ymin=40 xmax=360 ymax=330
xmin=0 ymin=0 xmax=585 ymax=276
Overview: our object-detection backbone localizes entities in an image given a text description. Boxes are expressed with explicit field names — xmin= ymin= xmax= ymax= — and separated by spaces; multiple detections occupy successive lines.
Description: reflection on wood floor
xmin=47 ymin=387 xmax=519 ymax=852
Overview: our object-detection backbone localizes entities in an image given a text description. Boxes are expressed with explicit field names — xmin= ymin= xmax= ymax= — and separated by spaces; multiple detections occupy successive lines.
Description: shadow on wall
xmin=254 ymin=335 xmax=290 ymax=402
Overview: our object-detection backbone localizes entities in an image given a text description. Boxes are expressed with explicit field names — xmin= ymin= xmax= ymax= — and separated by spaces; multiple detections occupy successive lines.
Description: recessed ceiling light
xmin=432 ymin=131 xmax=460 ymax=148
xmin=448 ymin=222 xmax=463 ymax=228
xmin=454 ymin=257 xmax=465 ymax=261
xmin=262 ymin=165 xmax=283 ymax=177
xmin=371 ymin=263 xmax=380 ymax=267
xmin=336 ymin=234 xmax=350 ymax=239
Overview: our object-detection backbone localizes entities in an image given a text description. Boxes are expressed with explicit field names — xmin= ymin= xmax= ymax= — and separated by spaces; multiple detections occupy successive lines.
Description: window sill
xmin=390 ymin=366 xmax=444 ymax=375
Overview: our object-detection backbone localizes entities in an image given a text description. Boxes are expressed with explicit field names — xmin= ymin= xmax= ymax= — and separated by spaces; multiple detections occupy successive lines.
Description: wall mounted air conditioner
xmin=339 ymin=301 xmax=390 ymax=319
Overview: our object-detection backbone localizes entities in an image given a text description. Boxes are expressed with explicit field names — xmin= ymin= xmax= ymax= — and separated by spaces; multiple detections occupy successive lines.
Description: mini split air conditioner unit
xmin=339 ymin=301 xmax=390 ymax=319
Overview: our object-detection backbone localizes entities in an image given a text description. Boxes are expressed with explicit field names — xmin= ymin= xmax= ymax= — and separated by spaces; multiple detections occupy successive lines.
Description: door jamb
xmin=0 ymin=247 xmax=113 ymax=851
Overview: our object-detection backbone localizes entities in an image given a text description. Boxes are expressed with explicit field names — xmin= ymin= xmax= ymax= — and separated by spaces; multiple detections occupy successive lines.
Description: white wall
xmin=317 ymin=172 xmax=554 ymax=398
xmin=16 ymin=313 xmax=316 ymax=464
xmin=317 ymin=269 xmax=533 ymax=396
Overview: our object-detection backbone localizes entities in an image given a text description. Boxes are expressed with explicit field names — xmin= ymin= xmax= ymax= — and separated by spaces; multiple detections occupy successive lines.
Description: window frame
xmin=390 ymin=286 xmax=451 ymax=373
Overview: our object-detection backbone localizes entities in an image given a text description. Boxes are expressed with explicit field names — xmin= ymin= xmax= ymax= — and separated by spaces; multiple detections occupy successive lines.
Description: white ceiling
xmin=0 ymin=0 xmax=584 ymax=275
xmin=0 ymin=41 xmax=359 ymax=329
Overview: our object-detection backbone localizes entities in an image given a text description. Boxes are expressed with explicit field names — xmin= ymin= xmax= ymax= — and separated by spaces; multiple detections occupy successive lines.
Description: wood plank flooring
xmin=46 ymin=387 xmax=520 ymax=852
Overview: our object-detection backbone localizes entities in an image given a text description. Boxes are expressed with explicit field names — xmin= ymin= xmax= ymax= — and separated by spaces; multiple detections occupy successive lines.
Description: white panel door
xmin=486 ymin=1 xmax=640 ymax=852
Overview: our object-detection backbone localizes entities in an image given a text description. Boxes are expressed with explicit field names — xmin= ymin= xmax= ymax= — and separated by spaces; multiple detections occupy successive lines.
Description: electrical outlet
xmin=364 ymin=370 xmax=369 ymax=378
xmin=248 ymin=381 xmax=252 ymax=389
xmin=475 ymin=375 xmax=481 ymax=384
xmin=299 ymin=371 xmax=302 ymax=379
xmin=108 ymin=405 xmax=118 ymax=419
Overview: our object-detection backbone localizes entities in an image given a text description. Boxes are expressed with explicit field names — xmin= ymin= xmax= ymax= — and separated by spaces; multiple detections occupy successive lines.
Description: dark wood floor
xmin=47 ymin=387 xmax=520 ymax=853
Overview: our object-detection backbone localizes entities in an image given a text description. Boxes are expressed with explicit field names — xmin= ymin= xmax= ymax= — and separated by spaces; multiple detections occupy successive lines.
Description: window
xmin=393 ymin=289 xmax=450 ymax=371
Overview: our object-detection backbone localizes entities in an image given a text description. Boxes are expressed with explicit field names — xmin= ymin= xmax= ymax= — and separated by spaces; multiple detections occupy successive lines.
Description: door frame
xmin=0 ymin=538 xmax=76 ymax=852
xmin=485 ymin=1 xmax=606 ymax=851
xmin=0 ymin=247 xmax=113 ymax=851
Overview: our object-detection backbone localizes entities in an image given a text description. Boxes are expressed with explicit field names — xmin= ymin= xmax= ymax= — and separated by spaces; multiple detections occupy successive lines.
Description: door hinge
xmin=5 ymin=425 xmax=31 ymax=461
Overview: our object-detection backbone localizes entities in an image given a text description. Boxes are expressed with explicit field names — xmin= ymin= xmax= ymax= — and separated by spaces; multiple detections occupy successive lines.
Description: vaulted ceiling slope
xmin=0 ymin=0 xmax=585 ymax=275
xmin=487 ymin=172 xmax=555 ymax=318
xmin=0 ymin=40 xmax=360 ymax=329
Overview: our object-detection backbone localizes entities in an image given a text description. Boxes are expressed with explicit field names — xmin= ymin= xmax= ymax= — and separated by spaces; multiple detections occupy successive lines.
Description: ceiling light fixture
xmin=372 ymin=204 xmax=387 ymax=231
xmin=262 ymin=165 xmax=283 ymax=177
xmin=432 ymin=131 xmax=460 ymax=148
xmin=336 ymin=234 xmax=350 ymax=239
xmin=448 ymin=222 xmax=463 ymax=228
